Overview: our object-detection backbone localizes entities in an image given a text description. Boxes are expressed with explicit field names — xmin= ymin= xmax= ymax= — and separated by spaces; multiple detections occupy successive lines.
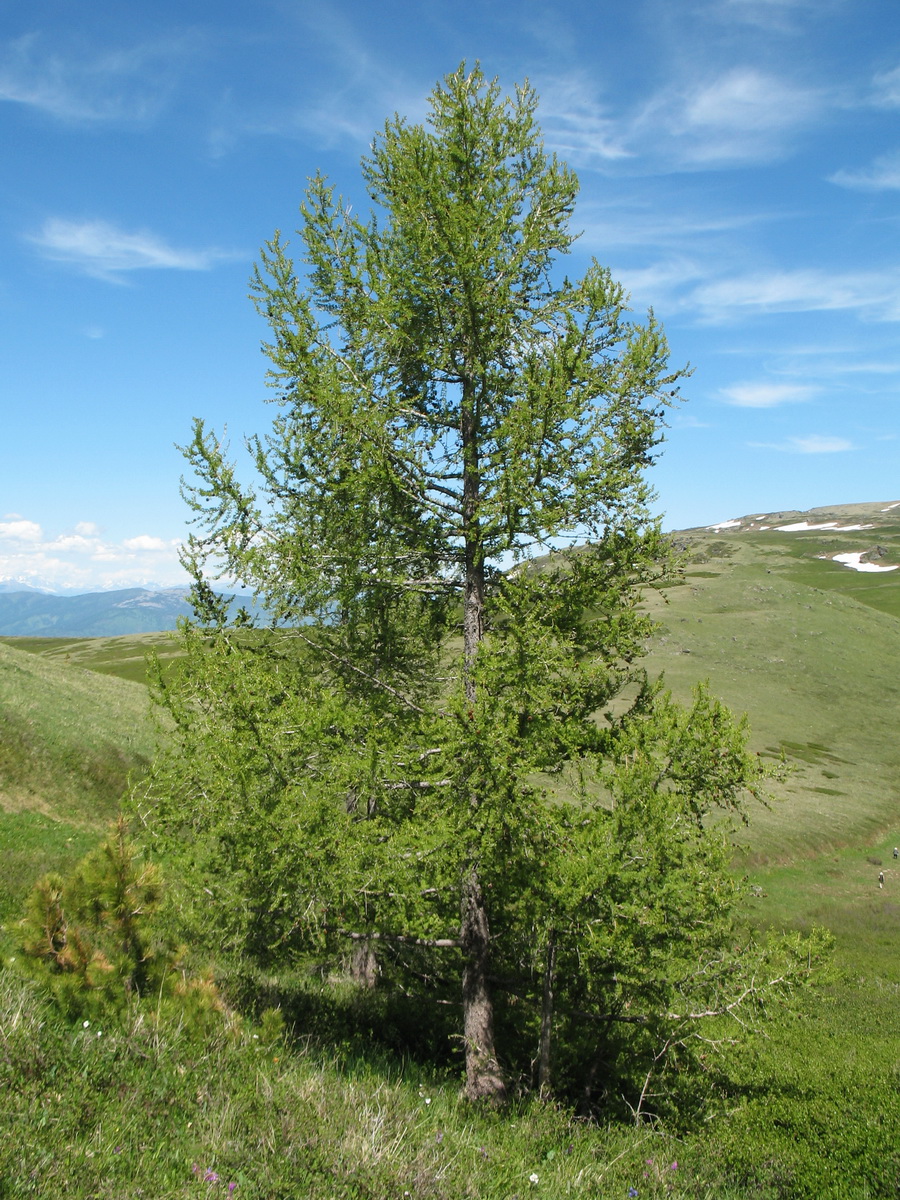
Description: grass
xmin=0 ymin=969 xmax=702 ymax=1199
xmin=1 ymin=941 xmax=897 ymax=1199
xmin=0 ymin=639 xmax=160 ymax=825
xmin=0 ymin=631 xmax=183 ymax=686
xmin=0 ymin=638 xmax=164 ymax=931
xmin=642 ymin=504 xmax=900 ymax=863
xmin=0 ymin=809 xmax=99 ymax=926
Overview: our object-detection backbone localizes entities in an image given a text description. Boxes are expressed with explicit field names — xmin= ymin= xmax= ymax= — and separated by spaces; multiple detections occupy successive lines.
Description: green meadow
xmin=1 ymin=501 xmax=899 ymax=1197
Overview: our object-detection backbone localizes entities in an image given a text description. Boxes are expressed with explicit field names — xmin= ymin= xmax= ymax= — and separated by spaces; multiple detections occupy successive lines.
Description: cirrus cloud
xmin=720 ymin=381 xmax=814 ymax=407
xmin=27 ymin=218 xmax=242 ymax=281
xmin=873 ymin=63 xmax=900 ymax=108
xmin=633 ymin=67 xmax=824 ymax=168
xmin=690 ymin=268 xmax=900 ymax=322
xmin=750 ymin=434 xmax=855 ymax=454
xmin=0 ymin=31 xmax=195 ymax=125
xmin=830 ymin=151 xmax=900 ymax=191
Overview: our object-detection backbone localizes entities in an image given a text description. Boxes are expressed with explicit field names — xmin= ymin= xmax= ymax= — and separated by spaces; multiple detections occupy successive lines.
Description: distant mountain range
xmin=1 ymin=498 xmax=897 ymax=638
xmin=0 ymin=580 xmax=47 ymax=595
xmin=0 ymin=587 xmax=198 ymax=637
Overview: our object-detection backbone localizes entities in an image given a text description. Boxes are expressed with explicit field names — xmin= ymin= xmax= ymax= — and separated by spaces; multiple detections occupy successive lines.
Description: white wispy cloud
xmin=541 ymin=64 xmax=823 ymax=173
xmin=670 ymin=412 xmax=710 ymax=429
xmin=579 ymin=203 xmax=775 ymax=252
xmin=647 ymin=67 xmax=824 ymax=166
xmin=210 ymin=72 xmax=427 ymax=157
xmin=708 ymin=0 xmax=825 ymax=34
xmin=720 ymin=382 xmax=814 ymax=407
xmin=830 ymin=151 xmax=900 ymax=191
xmin=538 ymin=75 xmax=632 ymax=167
xmin=750 ymin=434 xmax=855 ymax=454
xmin=211 ymin=7 xmax=430 ymax=154
xmin=0 ymin=32 xmax=193 ymax=124
xmin=614 ymin=257 xmax=709 ymax=305
xmin=28 ymin=218 xmax=240 ymax=281
xmin=689 ymin=268 xmax=900 ymax=321
xmin=767 ymin=346 xmax=900 ymax=380
xmin=0 ymin=518 xmax=185 ymax=590
xmin=872 ymin=63 xmax=900 ymax=108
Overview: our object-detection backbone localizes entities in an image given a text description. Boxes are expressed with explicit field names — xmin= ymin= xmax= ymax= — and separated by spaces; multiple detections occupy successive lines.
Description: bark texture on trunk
xmin=536 ymin=931 xmax=557 ymax=1093
xmin=349 ymin=937 xmax=378 ymax=988
xmin=458 ymin=374 xmax=505 ymax=1102
xmin=461 ymin=869 xmax=506 ymax=1102
xmin=461 ymin=376 xmax=483 ymax=706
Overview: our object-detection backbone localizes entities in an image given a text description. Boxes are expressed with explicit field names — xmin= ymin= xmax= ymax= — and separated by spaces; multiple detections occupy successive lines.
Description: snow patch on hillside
xmin=775 ymin=521 xmax=875 ymax=532
xmin=705 ymin=518 xmax=878 ymax=534
xmin=817 ymin=551 xmax=899 ymax=573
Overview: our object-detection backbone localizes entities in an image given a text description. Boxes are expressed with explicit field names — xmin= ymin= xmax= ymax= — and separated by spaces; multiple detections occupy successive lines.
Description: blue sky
xmin=1 ymin=0 xmax=898 ymax=591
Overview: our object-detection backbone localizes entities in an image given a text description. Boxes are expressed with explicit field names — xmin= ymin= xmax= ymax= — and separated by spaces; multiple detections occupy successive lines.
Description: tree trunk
xmin=349 ymin=938 xmax=378 ymax=988
xmin=461 ymin=377 xmax=483 ymax=707
xmin=461 ymin=868 xmax=506 ymax=1102
xmin=536 ymin=931 xmax=556 ymax=1093
xmin=458 ymin=374 xmax=505 ymax=1102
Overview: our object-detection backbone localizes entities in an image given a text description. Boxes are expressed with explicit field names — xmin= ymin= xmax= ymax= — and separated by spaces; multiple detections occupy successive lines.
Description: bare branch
xmin=292 ymin=630 xmax=428 ymax=714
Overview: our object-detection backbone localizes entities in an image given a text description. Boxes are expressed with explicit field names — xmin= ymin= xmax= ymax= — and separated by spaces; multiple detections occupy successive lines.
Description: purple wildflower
xmin=628 ymin=1189 xmax=639 ymax=1198
xmin=204 ymin=1169 xmax=220 ymax=1183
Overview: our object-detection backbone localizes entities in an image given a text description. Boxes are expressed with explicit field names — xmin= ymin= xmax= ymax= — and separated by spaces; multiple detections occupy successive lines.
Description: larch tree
xmin=142 ymin=64 xmax=823 ymax=1108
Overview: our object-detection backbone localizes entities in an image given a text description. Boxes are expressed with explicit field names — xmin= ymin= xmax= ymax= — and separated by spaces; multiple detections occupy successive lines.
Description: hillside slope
xmin=0 ymin=638 xmax=159 ymax=823
xmin=0 ymin=637 xmax=163 ymax=923
xmin=2 ymin=498 xmax=897 ymax=867
xmin=644 ymin=500 xmax=900 ymax=860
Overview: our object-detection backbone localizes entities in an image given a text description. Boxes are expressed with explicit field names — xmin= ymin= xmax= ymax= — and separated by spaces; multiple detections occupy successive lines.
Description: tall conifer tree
xmin=146 ymin=65 xmax=819 ymax=1106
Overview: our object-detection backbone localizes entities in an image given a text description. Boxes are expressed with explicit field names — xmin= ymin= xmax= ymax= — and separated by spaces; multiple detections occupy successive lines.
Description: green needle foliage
xmin=142 ymin=64 xmax=825 ymax=1111
xmin=20 ymin=818 xmax=163 ymax=1014
xmin=18 ymin=819 xmax=229 ymax=1033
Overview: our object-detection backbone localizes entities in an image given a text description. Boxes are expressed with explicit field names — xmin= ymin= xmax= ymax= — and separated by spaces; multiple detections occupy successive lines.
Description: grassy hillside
xmin=0 ymin=638 xmax=159 ymax=819
xmin=642 ymin=500 xmax=900 ymax=865
xmin=0 ymin=638 xmax=162 ymax=925
xmin=0 ymin=630 xmax=181 ymax=685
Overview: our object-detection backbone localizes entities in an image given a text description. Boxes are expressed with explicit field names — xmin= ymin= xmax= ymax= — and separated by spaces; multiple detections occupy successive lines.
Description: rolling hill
xmin=642 ymin=499 xmax=900 ymax=863
xmin=3 ymin=497 xmax=898 ymax=872
xmin=0 ymin=635 xmax=163 ymax=924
